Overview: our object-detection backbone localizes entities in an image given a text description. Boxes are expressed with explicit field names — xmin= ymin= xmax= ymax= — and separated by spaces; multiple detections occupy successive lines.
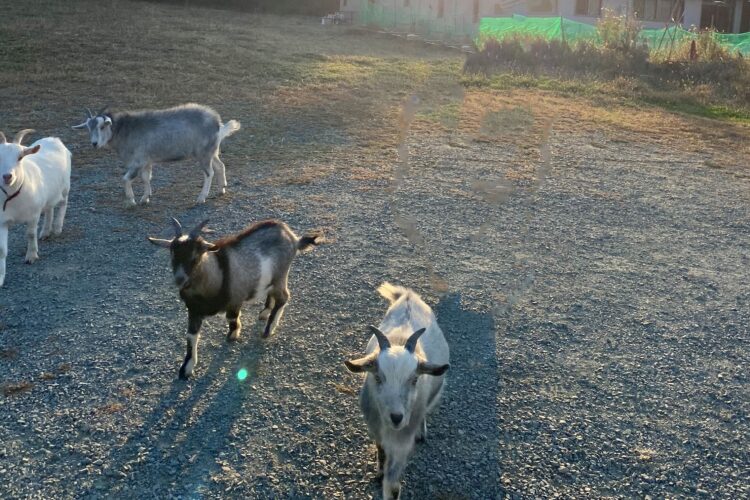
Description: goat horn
xmin=86 ymin=108 xmax=94 ymax=118
xmin=13 ymin=129 xmax=35 ymax=145
xmin=189 ymin=219 xmax=209 ymax=239
xmin=0 ymin=131 xmax=6 ymax=143
xmin=170 ymin=217 xmax=183 ymax=237
xmin=404 ymin=327 xmax=427 ymax=353
xmin=367 ymin=325 xmax=391 ymax=351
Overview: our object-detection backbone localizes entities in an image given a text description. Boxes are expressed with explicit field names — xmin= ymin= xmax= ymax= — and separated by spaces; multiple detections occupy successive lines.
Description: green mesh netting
xmin=477 ymin=15 xmax=750 ymax=55
xmin=355 ymin=0 xmax=476 ymax=38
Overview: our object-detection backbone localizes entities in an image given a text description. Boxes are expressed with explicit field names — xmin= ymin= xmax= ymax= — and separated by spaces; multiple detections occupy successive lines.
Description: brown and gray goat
xmin=148 ymin=218 xmax=322 ymax=379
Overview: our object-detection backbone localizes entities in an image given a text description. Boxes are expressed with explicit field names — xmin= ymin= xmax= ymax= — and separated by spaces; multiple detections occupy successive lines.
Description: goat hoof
xmin=139 ymin=197 xmax=150 ymax=205
xmin=25 ymin=255 xmax=39 ymax=264
xmin=124 ymin=199 xmax=137 ymax=208
xmin=227 ymin=331 xmax=240 ymax=342
xmin=258 ymin=310 xmax=270 ymax=321
xmin=196 ymin=197 xmax=207 ymax=204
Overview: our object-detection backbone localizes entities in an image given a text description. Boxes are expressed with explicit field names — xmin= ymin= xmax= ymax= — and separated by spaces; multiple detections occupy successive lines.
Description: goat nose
xmin=92 ymin=142 xmax=98 ymax=147
xmin=2 ymin=174 xmax=11 ymax=183
xmin=390 ymin=413 xmax=403 ymax=425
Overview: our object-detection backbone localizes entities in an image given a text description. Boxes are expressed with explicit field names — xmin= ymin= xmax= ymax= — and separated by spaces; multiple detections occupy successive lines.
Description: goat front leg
xmin=139 ymin=163 xmax=153 ymax=204
xmin=382 ymin=450 xmax=408 ymax=500
xmin=123 ymin=166 xmax=138 ymax=207
xmin=180 ymin=311 xmax=203 ymax=380
xmin=0 ymin=225 xmax=8 ymax=287
xmin=226 ymin=308 xmax=242 ymax=342
xmin=196 ymin=159 xmax=214 ymax=204
xmin=25 ymin=214 xmax=41 ymax=264
xmin=376 ymin=443 xmax=386 ymax=478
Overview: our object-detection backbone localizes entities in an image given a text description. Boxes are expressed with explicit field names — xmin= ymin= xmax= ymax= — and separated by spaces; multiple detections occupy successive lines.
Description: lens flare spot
xmin=237 ymin=368 xmax=248 ymax=381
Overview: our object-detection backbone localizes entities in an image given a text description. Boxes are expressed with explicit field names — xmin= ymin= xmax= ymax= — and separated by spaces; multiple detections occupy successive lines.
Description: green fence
xmin=477 ymin=15 xmax=750 ymax=55
xmin=356 ymin=0 xmax=475 ymax=39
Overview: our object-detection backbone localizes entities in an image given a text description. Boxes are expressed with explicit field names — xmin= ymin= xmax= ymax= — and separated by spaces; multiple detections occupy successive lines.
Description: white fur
xmin=254 ymin=255 xmax=274 ymax=303
xmin=0 ymin=137 xmax=71 ymax=287
xmin=353 ymin=283 xmax=450 ymax=500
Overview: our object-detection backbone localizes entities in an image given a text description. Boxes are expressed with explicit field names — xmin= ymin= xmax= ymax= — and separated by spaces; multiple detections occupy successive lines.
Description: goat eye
xmin=374 ymin=374 xmax=383 ymax=385
xmin=411 ymin=377 xmax=418 ymax=386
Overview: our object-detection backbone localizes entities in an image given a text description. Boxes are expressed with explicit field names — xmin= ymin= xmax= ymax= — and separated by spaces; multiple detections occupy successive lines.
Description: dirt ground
xmin=1 ymin=1 xmax=749 ymax=499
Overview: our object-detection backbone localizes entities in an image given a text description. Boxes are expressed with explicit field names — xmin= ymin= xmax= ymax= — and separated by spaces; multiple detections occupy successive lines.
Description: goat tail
xmin=218 ymin=120 xmax=241 ymax=142
xmin=377 ymin=282 xmax=411 ymax=304
xmin=296 ymin=232 xmax=324 ymax=253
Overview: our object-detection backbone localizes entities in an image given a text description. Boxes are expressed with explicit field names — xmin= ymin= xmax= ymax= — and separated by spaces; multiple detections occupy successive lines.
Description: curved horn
xmin=189 ymin=219 xmax=209 ymax=239
xmin=367 ymin=325 xmax=391 ymax=351
xmin=404 ymin=327 xmax=427 ymax=353
xmin=13 ymin=129 xmax=35 ymax=145
xmin=86 ymin=108 xmax=94 ymax=118
xmin=0 ymin=131 xmax=6 ymax=143
xmin=170 ymin=217 xmax=183 ymax=237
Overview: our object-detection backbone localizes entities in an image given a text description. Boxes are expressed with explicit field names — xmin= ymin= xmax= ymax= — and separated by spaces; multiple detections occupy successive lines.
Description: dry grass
xmin=0 ymin=347 xmax=19 ymax=360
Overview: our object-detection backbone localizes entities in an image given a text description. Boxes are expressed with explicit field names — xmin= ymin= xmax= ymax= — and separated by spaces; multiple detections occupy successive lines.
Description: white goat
xmin=345 ymin=283 xmax=450 ymax=500
xmin=0 ymin=130 xmax=71 ymax=287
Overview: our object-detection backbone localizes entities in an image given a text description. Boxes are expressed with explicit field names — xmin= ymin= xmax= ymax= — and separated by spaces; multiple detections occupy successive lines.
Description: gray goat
xmin=72 ymin=103 xmax=240 ymax=205
xmin=148 ymin=218 xmax=323 ymax=379
xmin=345 ymin=283 xmax=450 ymax=500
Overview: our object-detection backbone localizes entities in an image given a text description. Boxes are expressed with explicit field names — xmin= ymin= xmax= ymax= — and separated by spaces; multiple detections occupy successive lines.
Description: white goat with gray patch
xmin=148 ymin=218 xmax=323 ymax=379
xmin=345 ymin=283 xmax=450 ymax=500
xmin=0 ymin=130 xmax=71 ymax=287
xmin=72 ymin=103 xmax=239 ymax=205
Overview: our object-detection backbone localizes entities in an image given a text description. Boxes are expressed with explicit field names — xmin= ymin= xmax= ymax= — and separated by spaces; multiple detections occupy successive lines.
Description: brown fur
xmin=211 ymin=219 xmax=282 ymax=249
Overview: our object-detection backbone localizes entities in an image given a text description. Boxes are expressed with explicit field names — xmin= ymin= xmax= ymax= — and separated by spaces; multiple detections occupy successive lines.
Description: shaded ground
xmin=0 ymin=1 xmax=749 ymax=498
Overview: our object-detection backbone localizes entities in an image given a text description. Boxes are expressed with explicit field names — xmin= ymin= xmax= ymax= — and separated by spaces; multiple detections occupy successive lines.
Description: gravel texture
xmin=1 ymin=1 xmax=749 ymax=499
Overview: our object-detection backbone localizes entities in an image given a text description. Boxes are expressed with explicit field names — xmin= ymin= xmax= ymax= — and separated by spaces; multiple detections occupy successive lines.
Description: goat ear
xmin=200 ymin=240 xmax=216 ymax=252
xmin=147 ymin=237 xmax=173 ymax=248
xmin=102 ymin=117 xmax=112 ymax=128
xmin=19 ymin=145 xmax=41 ymax=159
xmin=417 ymin=362 xmax=449 ymax=377
xmin=345 ymin=353 xmax=378 ymax=373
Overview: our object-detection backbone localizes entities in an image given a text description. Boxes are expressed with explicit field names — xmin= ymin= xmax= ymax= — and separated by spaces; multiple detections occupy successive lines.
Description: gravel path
xmin=1 ymin=2 xmax=750 ymax=499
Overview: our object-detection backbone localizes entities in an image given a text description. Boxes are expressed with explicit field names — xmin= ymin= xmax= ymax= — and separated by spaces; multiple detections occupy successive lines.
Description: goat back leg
xmin=24 ymin=215 xmax=41 ymax=264
xmin=196 ymin=159 xmax=214 ymax=204
xmin=416 ymin=418 xmax=427 ymax=443
xmin=212 ymin=155 xmax=227 ymax=194
xmin=52 ymin=189 xmax=68 ymax=235
xmin=258 ymin=294 xmax=275 ymax=321
xmin=139 ymin=163 xmax=153 ymax=205
xmin=226 ymin=308 xmax=242 ymax=342
xmin=262 ymin=288 xmax=289 ymax=338
xmin=39 ymin=207 xmax=54 ymax=240
xmin=180 ymin=312 xmax=203 ymax=380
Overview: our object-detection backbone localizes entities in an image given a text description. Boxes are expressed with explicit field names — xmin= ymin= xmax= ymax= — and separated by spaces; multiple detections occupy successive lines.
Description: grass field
xmin=1 ymin=1 xmax=749 ymax=499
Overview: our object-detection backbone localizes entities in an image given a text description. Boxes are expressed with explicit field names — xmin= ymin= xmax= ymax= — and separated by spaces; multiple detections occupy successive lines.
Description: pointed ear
xmin=147 ymin=237 xmax=173 ymax=248
xmin=345 ymin=353 xmax=378 ymax=373
xmin=417 ymin=362 xmax=449 ymax=377
xmin=19 ymin=145 xmax=41 ymax=159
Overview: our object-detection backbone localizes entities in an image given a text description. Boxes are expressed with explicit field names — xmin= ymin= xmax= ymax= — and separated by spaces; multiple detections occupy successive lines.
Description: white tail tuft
xmin=218 ymin=120 xmax=241 ymax=142
xmin=377 ymin=282 xmax=411 ymax=304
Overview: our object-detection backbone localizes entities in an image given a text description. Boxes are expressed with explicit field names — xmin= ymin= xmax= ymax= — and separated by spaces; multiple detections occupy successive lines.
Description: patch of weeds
xmin=2 ymin=381 xmax=34 ymax=397
xmin=97 ymin=402 xmax=125 ymax=415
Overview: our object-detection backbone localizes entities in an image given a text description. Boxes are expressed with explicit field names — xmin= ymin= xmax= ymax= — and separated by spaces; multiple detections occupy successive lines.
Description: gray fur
xmin=73 ymin=103 xmax=240 ymax=205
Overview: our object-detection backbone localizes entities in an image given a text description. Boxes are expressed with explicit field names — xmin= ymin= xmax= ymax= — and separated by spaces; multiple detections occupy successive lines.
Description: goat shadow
xmin=76 ymin=334 xmax=268 ymax=498
xmin=366 ymin=292 xmax=501 ymax=499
